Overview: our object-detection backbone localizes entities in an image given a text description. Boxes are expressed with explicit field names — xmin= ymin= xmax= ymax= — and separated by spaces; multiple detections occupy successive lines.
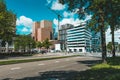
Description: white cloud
xmin=16 ymin=16 xmax=33 ymax=27
xmin=63 ymin=11 xmax=69 ymax=17
xmin=51 ymin=0 xmax=66 ymax=10
xmin=22 ymin=27 xmax=28 ymax=32
xmin=16 ymin=16 xmax=33 ymax=34
xmin=63 ymin=11 xmax=75 ymax=18
xmin=60 ymin=18 xmax=84 ymax=26
xmin=53 ymin=18 xmax=85 ymax=32
xmin=53 ymin=18 xmax=58 ymax=26
xmin=46 ymin=0 xmax=52 ymax=4
xmin=85 ymin=15 xmax=92 ymax=21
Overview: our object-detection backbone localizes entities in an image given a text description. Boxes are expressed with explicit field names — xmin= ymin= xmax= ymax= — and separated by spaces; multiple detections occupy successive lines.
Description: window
xmin=74 ymin=49 xmax=77 ymax=52
xmin=79 ymin=49 xmax=82 ymax=52
xmin=69 ymin=49 xmax=72 ymax=52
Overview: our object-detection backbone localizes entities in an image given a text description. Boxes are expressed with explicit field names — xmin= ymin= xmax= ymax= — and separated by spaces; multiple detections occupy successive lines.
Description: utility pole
xmin=46 ymin=6 xmax=62 ymax=40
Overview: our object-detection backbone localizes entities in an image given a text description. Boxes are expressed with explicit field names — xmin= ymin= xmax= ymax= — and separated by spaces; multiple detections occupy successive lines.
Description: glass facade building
xmin=91 ymin=32 xmax=101 ymax=52
xmin=66 ymin=24 xmax=92 ymax=53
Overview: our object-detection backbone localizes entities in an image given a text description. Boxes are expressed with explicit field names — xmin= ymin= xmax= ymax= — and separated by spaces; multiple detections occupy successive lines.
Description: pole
xmin=58 ymin=15 xmax=60 ymax=40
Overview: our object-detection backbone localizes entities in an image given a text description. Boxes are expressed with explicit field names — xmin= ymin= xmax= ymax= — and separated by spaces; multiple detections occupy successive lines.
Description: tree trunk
xmin=99 ymin=8 xmax=107 ymax=63
xmin=111 ymin=27 xmax=115 ymax=57
xmin=100 ymin=26 xmax=107 ymax=63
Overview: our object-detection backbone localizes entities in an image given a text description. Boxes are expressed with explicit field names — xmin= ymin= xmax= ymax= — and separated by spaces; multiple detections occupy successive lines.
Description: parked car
xmin=40 ymin=50 xmax=47 ymax=54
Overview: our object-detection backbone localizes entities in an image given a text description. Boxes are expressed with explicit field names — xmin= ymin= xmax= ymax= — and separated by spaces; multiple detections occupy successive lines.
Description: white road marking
xmin=38 ymin=63 xmax=45 ymax=66
xmin=55 ymin=61 xmax=60 ymax=63
xmin=11 ymin=67 xmax=21 ymax=70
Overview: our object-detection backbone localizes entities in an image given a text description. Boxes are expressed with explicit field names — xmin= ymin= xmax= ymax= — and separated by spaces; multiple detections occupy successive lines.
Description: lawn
xmin=74 ymin=57 xmax=120 ymax=80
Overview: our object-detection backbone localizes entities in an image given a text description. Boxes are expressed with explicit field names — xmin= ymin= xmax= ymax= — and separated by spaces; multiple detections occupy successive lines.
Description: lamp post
xmin=12 ymin=37 xmax=16 ymax=52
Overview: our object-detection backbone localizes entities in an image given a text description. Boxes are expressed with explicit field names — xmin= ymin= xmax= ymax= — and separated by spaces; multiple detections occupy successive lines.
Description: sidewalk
xmin=0 ymin=52 xmax=81 ymax=61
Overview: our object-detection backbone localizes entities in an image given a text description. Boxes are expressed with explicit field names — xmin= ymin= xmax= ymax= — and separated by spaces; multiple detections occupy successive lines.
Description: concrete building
xmin=66 ymin=24 xmax=92 ymax=53
xmin=0 ymin=40 xmax=14 ymax=53
xmin=91 ymin=32 xmax=101 ymax=52
xmin=32 ymin=20 xmax=53 ymax=42
xmin=59 ymin=24 xmax=73 ymax=51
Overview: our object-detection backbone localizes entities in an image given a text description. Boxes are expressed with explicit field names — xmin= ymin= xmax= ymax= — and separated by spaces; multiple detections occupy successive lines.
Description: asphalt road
xmin=0 ymin=56 xmax=101 ymax=80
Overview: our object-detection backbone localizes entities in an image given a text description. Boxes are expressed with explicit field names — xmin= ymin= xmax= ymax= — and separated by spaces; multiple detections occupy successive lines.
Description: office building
xmin=91 ymin=32 xmax=101 ymax=52
xmin=32 ymin=20 xmax=53 ymax=42
xmin=59 ymin=24 xmax=73 ymax=51
xmin=66 ymin=24 xmax=92 ymax=53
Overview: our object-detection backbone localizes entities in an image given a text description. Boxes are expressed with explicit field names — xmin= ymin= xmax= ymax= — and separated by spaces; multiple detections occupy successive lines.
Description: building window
xmin=79 ymin=49 xmax=82 ymax=52
xmin=69 ymin=49 xmax=72 ymax=52
xmin=74 ymin=49 xmax=77 ymax=52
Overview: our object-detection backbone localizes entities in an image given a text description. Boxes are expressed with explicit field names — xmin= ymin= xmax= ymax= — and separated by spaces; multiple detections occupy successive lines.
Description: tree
xmin=36 ymin=41 xmax=43 ymax=51
xmin=14 ymin=35 xmax=35 ymax=52
xmin=59 ymin=0 xmax=108 ymax=62
xmin=105 ymin=0 xmax=120 ymax=57
xmin=42 ymin=38 xmax=52 ymax=50
xmin=107 ymin=42 xmax=112 ymax=52
xmin=0 ymin=0 xmax=16 ymax=52
xmin=119 ymin=44 xmax=120 ymax=52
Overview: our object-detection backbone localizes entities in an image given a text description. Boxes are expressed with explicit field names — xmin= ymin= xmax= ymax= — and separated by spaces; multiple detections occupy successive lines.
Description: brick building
xmin=32 ymin=20 xmax=53 ymax=42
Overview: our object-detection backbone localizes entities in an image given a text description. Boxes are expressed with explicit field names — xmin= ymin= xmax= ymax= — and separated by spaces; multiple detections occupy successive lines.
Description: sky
xmin=5 ymin=0 xmax=120 ymax=43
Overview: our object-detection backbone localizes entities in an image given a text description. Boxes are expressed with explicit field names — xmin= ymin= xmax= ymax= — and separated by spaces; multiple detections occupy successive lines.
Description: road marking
xmin=38 ymin=63 xmax=45 ymax=66
xmin=55 ymin=61 xmax=60 ymax=63
xmin=11 ymin=67 xmax=21 ymax=70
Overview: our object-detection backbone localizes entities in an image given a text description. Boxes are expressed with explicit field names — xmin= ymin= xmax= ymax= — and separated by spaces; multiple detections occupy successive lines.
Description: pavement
xmin=0 ymin=52 xmax=119 ymax=61
xmin=0 ymin=56 xmax=101 ymax=80
xmin=0 ymin=52 xmax=85 ymax=61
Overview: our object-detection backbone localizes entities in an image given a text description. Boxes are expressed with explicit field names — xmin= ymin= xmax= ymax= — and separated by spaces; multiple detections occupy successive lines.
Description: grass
xmin=74 ymin=57 xmax=120 ymax=80
xmin=0 ymin=55 xmax=79 ymax=65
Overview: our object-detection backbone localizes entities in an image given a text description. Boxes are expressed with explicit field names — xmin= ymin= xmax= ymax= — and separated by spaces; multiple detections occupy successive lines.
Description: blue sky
xmin=5 ymin=0 xmax=57 ymax=34
xmin=5 ymin=0 xmax=90 ymax=34
xmin=5 ymin=0 xmax=120 ymax=43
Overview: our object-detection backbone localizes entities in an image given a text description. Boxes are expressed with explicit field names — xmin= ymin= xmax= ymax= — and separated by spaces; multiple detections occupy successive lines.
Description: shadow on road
xmin=3 ymin=68 xmax=120 ymax=80
xmin=1 ymin=59 xmax=104 ymax=80
xmin=77 ymin=59 xmax=102 ymax=67
xmin=2 ymin=70 xmax=79 ymax=80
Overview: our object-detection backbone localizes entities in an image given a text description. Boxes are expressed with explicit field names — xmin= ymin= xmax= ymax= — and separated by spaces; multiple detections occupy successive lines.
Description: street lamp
xmin=12 ymin=37 xmax=16 ymax=52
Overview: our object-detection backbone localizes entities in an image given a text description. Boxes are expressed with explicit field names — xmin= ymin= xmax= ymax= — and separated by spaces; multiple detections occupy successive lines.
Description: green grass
xmin=74 ymin=57 xmax=120 ymax=80
xmin=0 ymin=55 xmax=79 ymax=65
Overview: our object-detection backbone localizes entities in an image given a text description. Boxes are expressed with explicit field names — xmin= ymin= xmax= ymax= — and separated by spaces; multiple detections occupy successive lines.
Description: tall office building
xmin=66 ymin=24 xmax=92 ymax=53
xmin=59 ymin=24 xmax=73 ymax=50
xmin=32 ymin=20 xmax=53 ymax=42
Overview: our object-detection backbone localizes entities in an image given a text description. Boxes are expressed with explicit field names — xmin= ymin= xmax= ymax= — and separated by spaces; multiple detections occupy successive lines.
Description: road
xmin=0 ymin=56 xmax=101 ymax=80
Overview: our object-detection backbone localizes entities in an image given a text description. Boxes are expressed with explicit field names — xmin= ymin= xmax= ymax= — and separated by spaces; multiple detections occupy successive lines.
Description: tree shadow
xmin=2 ymin=59 xmax=120 ymax=80
xmin=3 ymin=71 xmax=79 ymax=80
xmin=3 ymin=68 xmax=120 ymax=80
xmin=75 ymin=68 xmax=120 ymax=80
xmin=77 ymin=59 xmax=102 ymax=67
xmin=107 ymin=57 xmax=120 ymax=65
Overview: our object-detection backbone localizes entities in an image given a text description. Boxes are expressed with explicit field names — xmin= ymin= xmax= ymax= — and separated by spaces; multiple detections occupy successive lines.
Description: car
xmin=40 ymin=50 xmax=47 ymax=54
